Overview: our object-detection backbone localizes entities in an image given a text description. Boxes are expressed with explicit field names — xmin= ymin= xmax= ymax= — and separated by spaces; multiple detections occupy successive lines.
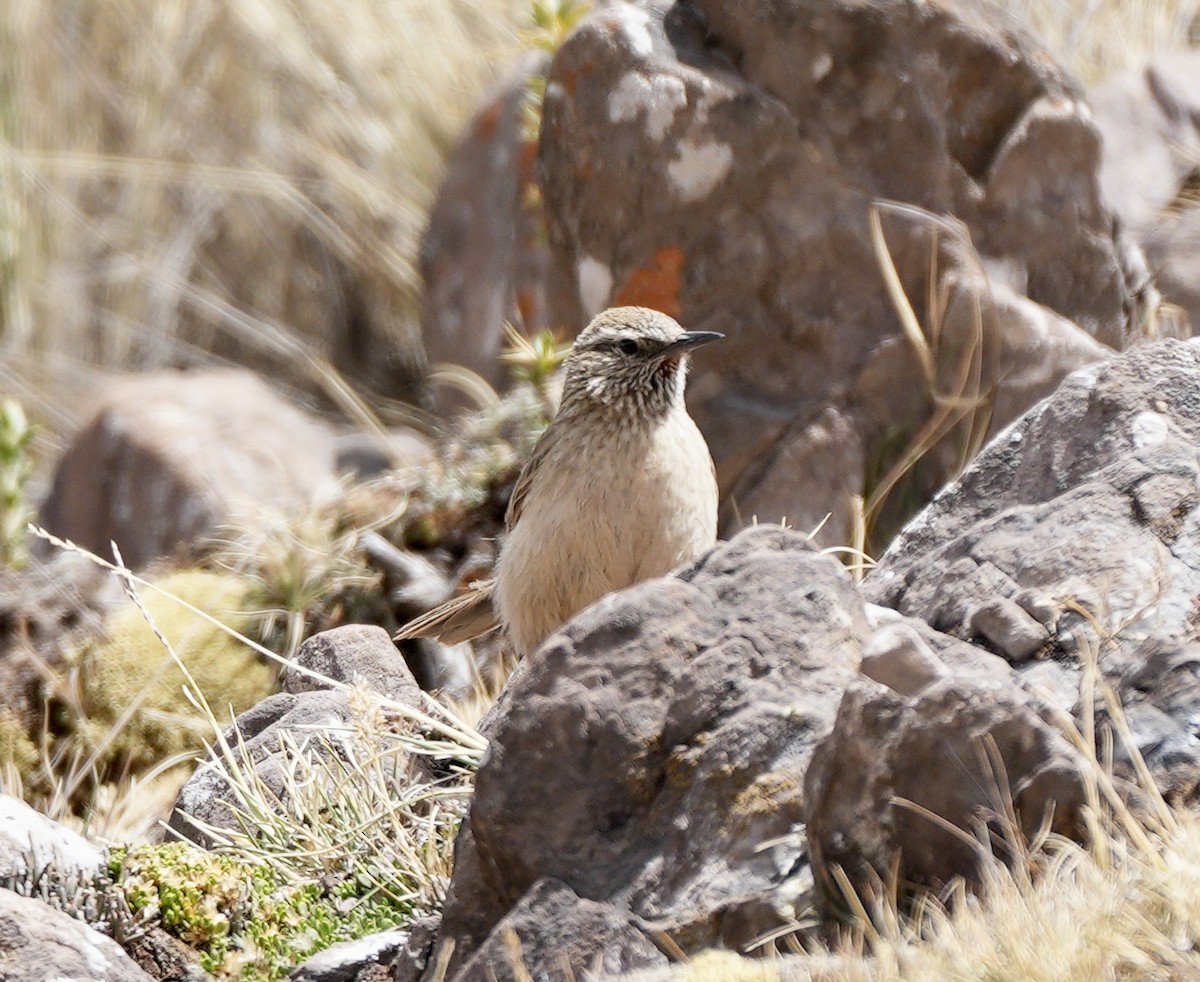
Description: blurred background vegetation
xmin=0 ymin=0 xmax=527 ymax=488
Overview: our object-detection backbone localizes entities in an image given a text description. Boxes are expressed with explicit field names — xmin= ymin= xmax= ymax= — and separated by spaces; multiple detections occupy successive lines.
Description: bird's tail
xmin=393 ymin=578 xmax=500 ymax=646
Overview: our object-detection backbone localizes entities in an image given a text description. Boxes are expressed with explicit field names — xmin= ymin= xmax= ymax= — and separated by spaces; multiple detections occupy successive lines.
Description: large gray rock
xmin=39 ymin=369 xmax=344 ymax=569
xmin=528 ymin=0 xmax=1136 ymax=543
xmin=1092 ymin=51 xmax=1200 ymax=333
xmin=0 ymin=888 xmax=153 ymax=981
xmin=167 ymin=625 xmax=427 ymax=847
xmin=429 ymin=527 xmax=866 ymax=977
xmin=423 ymin=0 xmax=1146 ymax=543
xmin=867 ymin=339 xmax=1200 ymax=798
xmin=425 ymin=525 xmax=1097 ymax=976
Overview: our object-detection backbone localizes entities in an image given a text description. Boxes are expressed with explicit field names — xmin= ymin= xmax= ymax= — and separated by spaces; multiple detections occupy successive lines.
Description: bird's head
xmin=560 ymin=306 xmax=723 ymax=418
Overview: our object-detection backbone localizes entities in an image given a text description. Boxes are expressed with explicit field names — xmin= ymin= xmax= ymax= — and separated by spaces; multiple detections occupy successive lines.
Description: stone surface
xmin=0 ymin=793 xmax=102 ymax=882
xmin=420 ymin=53 xmax=570 ymax=413
xmin=168 ymin=625 xmax=428 ymax=847
xmin=1091 ymin=51 xmax=1200 ymax=335
xmin=425 ymin=525 xmax=1097 ymax=973
xmin=452 ymin=878 xmax=667 ymax=982
xmin=39 ymin=368 xmax=345 ymax=569
xmin=430 ymin=526 xmax=868 ymax=976
xmin=282 ymin=624 xmax=422 ymax=704
xmin=288 ymin=928 xmax=410 ymax=982
xmin=0 ymin=888 xmax=154 ymax=981
xmin=1092 ymin=52 xmax=1200 ymax=236
xmin=867 ymin=339 xmax=1200 ymax=799
xmin=805 ymin=671 xmax=1087 ymax=897
xmin=1144 ymin=205 xmax=1200 ymax=335
xmin=524 ymin=0 xmax=1140 ymax=542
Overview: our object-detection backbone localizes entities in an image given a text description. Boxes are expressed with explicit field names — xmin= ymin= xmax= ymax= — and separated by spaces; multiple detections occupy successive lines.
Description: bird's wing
xmin=394 ymin=578 xmax=500 ymax=645
xmin=505 ymin=419 xmax=564 ymax=532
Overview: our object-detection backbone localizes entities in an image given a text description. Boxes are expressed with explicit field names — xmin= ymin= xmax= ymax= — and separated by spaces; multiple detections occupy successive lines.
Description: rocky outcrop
xmin=867 ymin=339 xmax=1200 ymax=799
xmin=39 ymin=369 xmax=344 ymax=569
xmin=425 ymin=526 xmax=1088 ymax=977
xmin=806 ymin=611 xmax=1087 ymax=898
xmin=425 ymin=0 xmax=1150 ymax=545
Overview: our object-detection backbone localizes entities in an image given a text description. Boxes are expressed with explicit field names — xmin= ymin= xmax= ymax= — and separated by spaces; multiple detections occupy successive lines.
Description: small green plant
xmin=500 ymin=321 xmax=569 ymax=405
xmin=0 ymin=396 xmax=34 ymax=566
xmin=520 ymin=0 xmax=591 ymax=140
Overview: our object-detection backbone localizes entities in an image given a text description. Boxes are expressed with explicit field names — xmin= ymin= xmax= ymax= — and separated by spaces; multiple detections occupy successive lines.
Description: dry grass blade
xmin=869 ymin=205 xmax=934 ymax=385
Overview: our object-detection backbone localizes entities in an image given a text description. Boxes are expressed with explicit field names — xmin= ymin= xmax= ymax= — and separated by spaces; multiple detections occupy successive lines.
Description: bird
xmin=395 ymin=305 xmax=722 ymax=659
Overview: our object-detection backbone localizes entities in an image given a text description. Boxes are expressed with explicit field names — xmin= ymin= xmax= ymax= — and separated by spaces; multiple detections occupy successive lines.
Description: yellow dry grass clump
xmin=1000 ymin=0 xmax=1200 ymax=82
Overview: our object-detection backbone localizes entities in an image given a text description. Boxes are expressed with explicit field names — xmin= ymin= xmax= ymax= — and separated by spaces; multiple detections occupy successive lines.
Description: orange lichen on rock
xmin=613 ymin=246 xmax=685 ymax=318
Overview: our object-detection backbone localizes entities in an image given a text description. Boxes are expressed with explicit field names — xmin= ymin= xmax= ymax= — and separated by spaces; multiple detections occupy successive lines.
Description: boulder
xmin=425 ymin=525 xmax=1095 ymax=975
xmin=1091 ymin=51 xmax=1200 ymax=332
xmin=429 ymin=527 xmax=865 ymax=975
xmin=867 ymin=339 xmax=1200 ymax=798
xmin=0 ymin=888 xmax=153 ymax=981
xmin=39 ymin=368 xmax=345 ymax=569
xmin=806 ymin=642 xmax=1087 ymax=899
xmin=167 ymin=625 xmax=427 ymax=847
xmin=427 ymin=0 xmax=1149 ymax=543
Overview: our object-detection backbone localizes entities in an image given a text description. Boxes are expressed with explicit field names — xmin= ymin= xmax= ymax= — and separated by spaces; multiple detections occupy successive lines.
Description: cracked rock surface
xmin=867 ymin=339 xmax=1200 ymax=799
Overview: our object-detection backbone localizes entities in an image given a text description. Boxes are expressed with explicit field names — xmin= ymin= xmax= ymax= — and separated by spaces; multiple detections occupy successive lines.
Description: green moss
xmin=75 ymin=570 xmax=276 ymax=775
xmin=108 ymin=841 xmax=416 ymax=980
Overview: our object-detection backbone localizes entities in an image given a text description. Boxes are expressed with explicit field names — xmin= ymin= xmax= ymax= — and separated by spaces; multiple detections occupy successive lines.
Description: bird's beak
xmin=659 ymin=330 xmax=724 ymax=358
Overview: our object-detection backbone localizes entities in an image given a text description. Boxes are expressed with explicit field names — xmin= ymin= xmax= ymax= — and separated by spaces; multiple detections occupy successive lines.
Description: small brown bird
xmin=396 ymin=306 xmax=721 ymax=658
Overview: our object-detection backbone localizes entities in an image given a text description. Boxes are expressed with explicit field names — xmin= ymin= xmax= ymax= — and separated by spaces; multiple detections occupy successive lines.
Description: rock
xmin=0 ymin=888 xmax=154 ymax=981
xmin=451 ymin=878 xmax=667 ymax=982
xmin=39 ymin=368 xmax=345 ymax=569
xmin=289 ymin=928 xmax=410 ymax=982
xmin=420 ymin=54 xmax=569 ymax=413
xmin=360 ymin=532 xmax=478 ymax=698
xmin=283 ymin=624 xmax=421 ymax=704
xmin=1144 ymin=206 xmax=1200 ymax=335
xmin=1091 ymin=52 xmax=1200 ymax=236
xmin=1091 ymin=51 xmax=1200 ymax=333
xmin=168 ymin=625 xmax=429 ymax=847
xmin=521 ymin=0 xmax=1141 ymax=541
xmin=165 ymin=690 xmax=352 ymax=848
xmin=0 ymin=793 xmax=102 ymax=882
xmin=429 ymin=526 xmax=867 ymax=976
xmin=805 ymin=672 xmax=1087 ymax=898
xmin=867 ymin=339 xmax=1200 ymax=798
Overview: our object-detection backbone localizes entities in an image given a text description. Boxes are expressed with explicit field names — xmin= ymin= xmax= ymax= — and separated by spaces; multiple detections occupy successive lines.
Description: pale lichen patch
xmin=608 ymin=71 xmax=687 ymax=141
xmin=577 ymin=255 xmax=614 ymax=318
xmin=667 ymin=136 xmax=733 ymax=201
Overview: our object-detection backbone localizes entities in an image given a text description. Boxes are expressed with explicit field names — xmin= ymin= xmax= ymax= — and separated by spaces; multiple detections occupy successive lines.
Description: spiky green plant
xmin=0 ymin=396 xmax=33 ymax=566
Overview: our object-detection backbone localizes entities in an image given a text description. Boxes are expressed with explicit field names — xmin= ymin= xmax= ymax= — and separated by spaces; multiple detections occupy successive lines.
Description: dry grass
xmin=998 ymin=0 xmax=1200 ymax=83
xmin=0 ymin=0 xmax=525 ymax=465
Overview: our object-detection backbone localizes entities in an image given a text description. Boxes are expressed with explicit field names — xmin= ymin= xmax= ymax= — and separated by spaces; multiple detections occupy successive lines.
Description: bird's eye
xmin=617 ymin=338 xmax=639 ymax=355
